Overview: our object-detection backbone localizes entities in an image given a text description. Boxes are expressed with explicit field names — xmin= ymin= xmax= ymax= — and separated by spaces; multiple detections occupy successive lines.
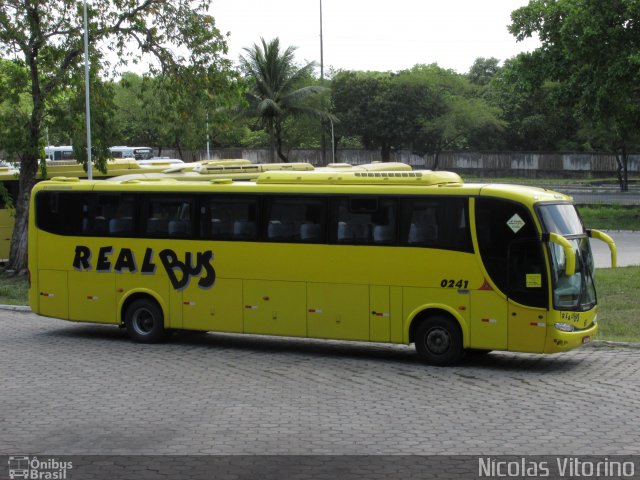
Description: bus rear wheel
xmin=124 ymin=298 xmax=165 ymax=343
xmin=414 ymin=315 xmax=463 ymax=366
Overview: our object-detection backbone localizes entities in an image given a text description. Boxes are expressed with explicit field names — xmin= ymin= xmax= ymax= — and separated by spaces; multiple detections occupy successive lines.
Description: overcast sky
xmin=211 ymin=0 xmax=540 ymax=74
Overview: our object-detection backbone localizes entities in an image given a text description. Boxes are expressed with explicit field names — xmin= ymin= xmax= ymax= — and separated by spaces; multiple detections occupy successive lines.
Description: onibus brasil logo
xmin=7 ymin=456 xmax=73 ymax=479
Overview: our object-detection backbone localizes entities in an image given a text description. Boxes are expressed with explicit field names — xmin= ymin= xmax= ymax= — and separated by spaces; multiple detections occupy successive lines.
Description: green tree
xmin=0 ymin=0 xmax=231 ymax=272
xmin=331 ymin=70 xmax=405 ymax=160
xmin=240 ymin=37 xmax=333 ymax=162
xmin=403 ymin=65 xmax=504 ymax=169
xmin=485 ymin=55 xmax=580 ymax=151
xmin=331 ymin=65 xmax=503 ymax=165
xmin=467 ymin=57 xmax=500 ymax=87
xmin=510 ymin=0 xmax=640 ymax=190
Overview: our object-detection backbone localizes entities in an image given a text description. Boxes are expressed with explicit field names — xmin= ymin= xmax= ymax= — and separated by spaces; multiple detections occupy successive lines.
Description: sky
xmin=211 ymin=0 xmax=540 ymax=74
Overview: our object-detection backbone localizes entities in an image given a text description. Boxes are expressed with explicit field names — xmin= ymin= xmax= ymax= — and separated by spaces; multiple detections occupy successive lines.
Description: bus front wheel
xmin=414 ymin=315 xmax=463 ymax=366
xmin=124 ymin=298 xmax=166 ymax=343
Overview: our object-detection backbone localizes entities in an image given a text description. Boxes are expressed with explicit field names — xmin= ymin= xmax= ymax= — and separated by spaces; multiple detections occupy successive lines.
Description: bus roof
xmin=34 ymin=170 xmax=573 ymax=207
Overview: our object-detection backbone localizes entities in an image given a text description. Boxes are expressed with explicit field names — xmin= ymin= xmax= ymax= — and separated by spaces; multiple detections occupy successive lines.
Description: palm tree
xmin=240 ymin=37 xmax=334 ymax=162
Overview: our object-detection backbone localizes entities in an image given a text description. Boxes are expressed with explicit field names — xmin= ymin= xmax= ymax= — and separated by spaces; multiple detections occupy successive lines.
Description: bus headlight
xmin=554 ymin=322 xmax=575 ymax=332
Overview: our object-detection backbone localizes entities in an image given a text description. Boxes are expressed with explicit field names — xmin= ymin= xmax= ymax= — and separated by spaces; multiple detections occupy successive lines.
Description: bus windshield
xmin=538 ymin=203 xmax=596 ymax=311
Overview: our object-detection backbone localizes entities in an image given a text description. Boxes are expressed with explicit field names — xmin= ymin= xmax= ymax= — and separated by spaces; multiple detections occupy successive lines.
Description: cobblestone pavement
xmin=1 ymin=311 xmax=639 ymax=456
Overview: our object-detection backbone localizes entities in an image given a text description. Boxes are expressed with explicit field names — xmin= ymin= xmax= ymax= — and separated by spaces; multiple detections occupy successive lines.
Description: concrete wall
xmin=182 ymin=149 xmax=639 ymax=177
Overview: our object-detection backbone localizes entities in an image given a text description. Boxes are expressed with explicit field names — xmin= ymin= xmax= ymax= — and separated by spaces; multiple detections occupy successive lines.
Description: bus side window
xmin=334 ymin=197 xmax=396 ymax=245
xmin=35 ymin=191 xmax=86 ymax=236
xmin=266 ymin=196 xmax=326 ymax=243
xmin=202 ymin=196 xmax=258 ymax=241
xmin=94 ymin=194 xmax=136 ymax=237
xmin=402 ymin=197 xmax=471 ymax=252
xmin=144 ymin=196 xmax=192 ymax=238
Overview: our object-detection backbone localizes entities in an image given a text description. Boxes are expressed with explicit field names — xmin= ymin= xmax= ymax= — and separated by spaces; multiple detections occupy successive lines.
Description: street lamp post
xmin=83 ymin=0 xmax=92 ymax=179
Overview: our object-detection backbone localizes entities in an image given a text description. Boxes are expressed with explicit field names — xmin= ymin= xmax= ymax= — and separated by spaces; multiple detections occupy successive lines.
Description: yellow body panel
xmin=243 ymin=280 xmax=307 ymax=337
xmin=68 ymin=271 xmax=116 ymax=324
xmin=0 ymin=208 xmax=13 ymax=261
xmin=182 ymin=278 xmax=243 ymax=333
xmin=307 ymin=283 xmax=369 ymax=341
xmin=26 ymin=174 xmax=606 ymax=359
xmin=37 ymin=270 xmax=69 ymax=319
xmin=508 ymin=302 xmax=548 ymax=353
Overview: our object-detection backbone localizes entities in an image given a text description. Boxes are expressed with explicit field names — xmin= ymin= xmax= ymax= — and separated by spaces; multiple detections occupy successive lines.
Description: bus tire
xmin=414 ymin=315 xmax=463 ymax=366
xmin=124 ymin=298 xmax=165 ymax=343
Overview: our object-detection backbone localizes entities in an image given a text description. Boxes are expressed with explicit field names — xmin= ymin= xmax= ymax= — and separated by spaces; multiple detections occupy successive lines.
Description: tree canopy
xmin=509 ymin=0 xmax=640 ymax=190
xmin=240 ymin=37 xmax=333 ymax=162
xmin=331 ymin=64 xmax=503 ymax=164
xmin=0 ymin=0 xmax=233 ymax=272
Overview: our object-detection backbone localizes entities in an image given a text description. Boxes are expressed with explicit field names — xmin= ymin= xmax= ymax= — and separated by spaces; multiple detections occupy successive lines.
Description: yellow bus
xmin=28 ymin=170 xmax=617 ymax=365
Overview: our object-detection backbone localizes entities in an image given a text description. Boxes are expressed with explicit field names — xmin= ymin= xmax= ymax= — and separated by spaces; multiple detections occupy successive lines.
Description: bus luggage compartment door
xmin=68 ymin=271 xmax=116 ymax=324
xmin=182 ymin=278 xmax=243 ymax=333
xmin=243 ymin=280 xmax=306 ymax=337
xmin=37 ymin=270 xmax=69 ymax=319
xmin=307 ymin=283 xmax=369 ymax=341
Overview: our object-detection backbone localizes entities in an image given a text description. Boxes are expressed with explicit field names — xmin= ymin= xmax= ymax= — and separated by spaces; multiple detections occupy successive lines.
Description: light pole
xmin=319 ymin=0 xmax=326 ymax=165
xmin=83 ymin=0 xmax=92 ymax=179
xmin=329 ymin=117 xmax=335 ymax=163
xmin=206 ymin=111 xmax=210 ymax=160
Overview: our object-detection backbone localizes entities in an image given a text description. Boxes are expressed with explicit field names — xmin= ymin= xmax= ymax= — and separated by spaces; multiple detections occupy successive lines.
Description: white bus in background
xmin=109 ymin=146 xmax=155 ymax=160
xmin=44 ymin=145 xmax=74 ymax=161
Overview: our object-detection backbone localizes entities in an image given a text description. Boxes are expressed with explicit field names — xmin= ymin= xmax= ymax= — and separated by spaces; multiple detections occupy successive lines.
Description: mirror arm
xmin=587 ymin=229 xmax=617 ymax=268
xmin=548 ymin=233 xmax=576 ymax=276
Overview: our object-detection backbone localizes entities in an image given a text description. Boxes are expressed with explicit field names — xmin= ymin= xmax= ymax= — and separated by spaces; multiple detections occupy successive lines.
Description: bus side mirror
xmin=547 ymin=233 xmax=576 ymax=276
xmin=587 ymin=229 xmax=617 ymax=268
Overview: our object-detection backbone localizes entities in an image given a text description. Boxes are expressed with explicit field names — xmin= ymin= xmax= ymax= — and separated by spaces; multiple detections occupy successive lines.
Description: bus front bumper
xmin=544 ymin=322 xmax=598 ymax=353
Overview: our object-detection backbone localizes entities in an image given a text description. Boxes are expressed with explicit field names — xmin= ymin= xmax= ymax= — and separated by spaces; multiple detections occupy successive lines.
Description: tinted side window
xmin=144 ymin=195 xmax=192 ymax=238
xmin=36 ymin=191 xmax=87 ymax=236
xmin=90 ymin=194 xmax=136 ymax=237
xmin=333 ymin=197 xmax=396 ymax=245
xmin=266 ymin=196 xmax=326 ymax=243
xmin=401 ymin=197 xmax=472 ymax=252
xmin=201 ymin=196 xmax=258 ymax=241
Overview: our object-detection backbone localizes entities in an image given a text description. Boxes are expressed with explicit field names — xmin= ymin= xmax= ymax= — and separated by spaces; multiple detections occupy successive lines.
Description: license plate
xmin=582 ymin=336 xmax=591 ymax=345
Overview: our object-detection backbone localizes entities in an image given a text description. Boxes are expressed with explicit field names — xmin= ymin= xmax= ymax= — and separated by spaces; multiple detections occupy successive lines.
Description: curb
xmin=591 ymin=340 xmax=640 ymax=350
xmin=0 ymin=304 xmax=31 ymax=312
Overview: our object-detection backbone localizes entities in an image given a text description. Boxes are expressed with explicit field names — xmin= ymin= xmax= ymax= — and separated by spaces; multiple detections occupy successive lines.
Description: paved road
xmin=1 ymin=310 xmax=639 ymax=457
xmin=591 ymin=230 xmax=640 ymax=267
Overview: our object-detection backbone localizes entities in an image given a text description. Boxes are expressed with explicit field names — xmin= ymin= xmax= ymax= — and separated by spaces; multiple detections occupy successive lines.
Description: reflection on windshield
xmin=539 ymin=203 xmax=583 ymax=235
xmin=549 ymin=236 xmax=596 ymax=310
xmin=539 ymin=203 xmax=596 ymax=310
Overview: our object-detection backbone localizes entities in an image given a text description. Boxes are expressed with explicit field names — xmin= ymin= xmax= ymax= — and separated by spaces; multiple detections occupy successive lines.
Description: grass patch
xmin=595 ymin=266 xmax=640 ymax=342
xmin=1 ymin=267 xmax=637 ymax=342
xmin=577 ymin=205 xmax=640 ymax=231
xmin=0 ymin=271 xmax=29 ymax=306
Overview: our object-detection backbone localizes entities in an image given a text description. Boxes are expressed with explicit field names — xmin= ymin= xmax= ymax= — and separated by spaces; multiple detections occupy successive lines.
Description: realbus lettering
xmin=69 ymin=245 xmax=215 ymax=290
xmin=73 ymin=245 xmax=91 ymax=271
xmin=197 ymin=251 xmax=215 ymax=289
xmin=114 ymin=248 xmax=137 ymax=273
xmin=141 ymin=248 xmax=156 ymax=274
xmin=96 ymin=246 xmax=113 ymax=272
